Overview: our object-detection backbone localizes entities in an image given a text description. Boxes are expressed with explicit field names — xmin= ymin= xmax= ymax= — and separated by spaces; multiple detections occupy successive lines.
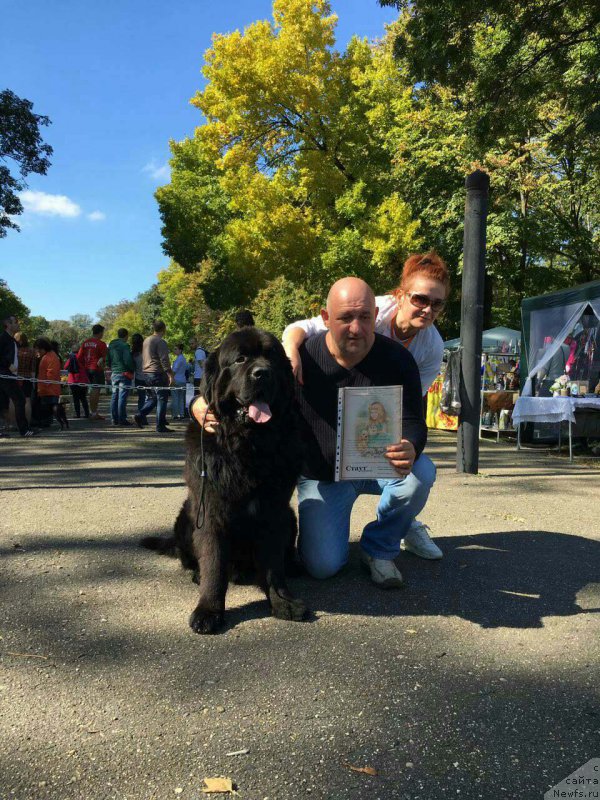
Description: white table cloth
xmin=513 ymin=396 xmax=600 ymax=426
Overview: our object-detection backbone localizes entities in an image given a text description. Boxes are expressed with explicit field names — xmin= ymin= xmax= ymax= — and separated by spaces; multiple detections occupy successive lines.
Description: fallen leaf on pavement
xmin=202 ymin=777 xmax=236 ymax=794
xmin=342 ymin=763 xmax=378 ymax=776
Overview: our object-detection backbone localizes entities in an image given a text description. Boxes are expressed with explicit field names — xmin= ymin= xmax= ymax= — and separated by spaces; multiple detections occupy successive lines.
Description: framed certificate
xmin=334 ymin=386 xmax=403 ymax=481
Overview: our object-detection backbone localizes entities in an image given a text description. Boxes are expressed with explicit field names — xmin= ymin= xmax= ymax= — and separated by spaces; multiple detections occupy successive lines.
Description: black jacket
xmin=0 ymin=330 xmax=18 ymax=376
xmin=295 ymin=332 xmax=427 ymax=481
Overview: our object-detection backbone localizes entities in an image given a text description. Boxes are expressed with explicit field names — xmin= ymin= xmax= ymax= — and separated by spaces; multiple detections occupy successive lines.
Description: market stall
xmin=514 ymin=280 xmax=600 ymax=455
xmin=427 ymin=327 xmax=520 ymax=435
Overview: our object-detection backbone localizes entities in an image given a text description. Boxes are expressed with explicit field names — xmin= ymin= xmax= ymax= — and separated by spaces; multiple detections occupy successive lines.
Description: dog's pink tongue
xmin=248 ymin=401 xmax=272 ymax=423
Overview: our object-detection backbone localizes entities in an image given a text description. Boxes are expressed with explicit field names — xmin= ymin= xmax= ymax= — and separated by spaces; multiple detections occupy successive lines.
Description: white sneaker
xmin=401 ymin=521 xmax=443 ymax=560
xmin=360 ymin=550 xmax=404 ymax=589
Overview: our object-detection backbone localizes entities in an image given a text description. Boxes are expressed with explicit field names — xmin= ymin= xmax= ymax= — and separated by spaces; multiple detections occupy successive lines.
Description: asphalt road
xmin=1 ymin=413 xmax=599 ymax=800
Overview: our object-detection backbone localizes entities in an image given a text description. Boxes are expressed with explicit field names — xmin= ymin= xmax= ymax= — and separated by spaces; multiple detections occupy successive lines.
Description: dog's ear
xmin=200 ymin=348 xmax=220 ymax=408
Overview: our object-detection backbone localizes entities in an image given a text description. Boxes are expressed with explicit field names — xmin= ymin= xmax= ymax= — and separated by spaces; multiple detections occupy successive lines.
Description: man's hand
xmin=191 ymin=395 xmax=218 ymax=433
xmin=385 ymin=439 xmax=416 ymax=477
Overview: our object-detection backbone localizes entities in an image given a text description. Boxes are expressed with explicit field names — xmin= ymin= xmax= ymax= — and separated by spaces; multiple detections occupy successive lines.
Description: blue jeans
xmin=170 ymin=382 xmax=185 ymax=418
xmin=110 ymin=373 xmax=132 ymax=424
xmin=136 ymin=385 xmax=146 ymax=412
xmin=138 ymin=372 xmax=169 ymax=430
xmin=297 ymin=453 xmax=436 ymax=579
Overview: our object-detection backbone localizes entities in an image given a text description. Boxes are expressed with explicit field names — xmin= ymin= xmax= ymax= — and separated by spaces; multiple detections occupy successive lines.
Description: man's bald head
xmin=321 ymin=277 xmax=378 ymax=368
xmin=326 ymin=277 xmax=376 ymax=314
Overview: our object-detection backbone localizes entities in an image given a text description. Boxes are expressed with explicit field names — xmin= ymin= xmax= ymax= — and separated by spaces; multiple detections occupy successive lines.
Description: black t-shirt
xmin=295 ymin=332 xmax=427 ymax=481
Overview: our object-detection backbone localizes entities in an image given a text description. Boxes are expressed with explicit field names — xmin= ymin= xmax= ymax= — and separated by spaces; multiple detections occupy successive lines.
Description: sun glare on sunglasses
xmin=407 ymin=292 xmax=446 ymax=312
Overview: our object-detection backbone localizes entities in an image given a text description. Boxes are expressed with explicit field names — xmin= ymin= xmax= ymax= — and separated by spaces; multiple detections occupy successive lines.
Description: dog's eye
xmin=234 ymin=355 xmax=247 ymax=364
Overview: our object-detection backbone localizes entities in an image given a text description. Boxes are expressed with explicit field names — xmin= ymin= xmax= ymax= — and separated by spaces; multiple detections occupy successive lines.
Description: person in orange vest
xmin=34 ymin=337 xmax=62 ymax=425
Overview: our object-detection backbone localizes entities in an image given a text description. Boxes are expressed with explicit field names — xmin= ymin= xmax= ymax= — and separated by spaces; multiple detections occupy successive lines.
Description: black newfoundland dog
xmin=142 ymin=327 xmax=308 ymax=634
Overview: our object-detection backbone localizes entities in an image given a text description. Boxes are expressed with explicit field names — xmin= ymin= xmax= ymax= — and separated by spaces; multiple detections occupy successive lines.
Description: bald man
xmin=294 ymin=277 xmax=433 ymax=587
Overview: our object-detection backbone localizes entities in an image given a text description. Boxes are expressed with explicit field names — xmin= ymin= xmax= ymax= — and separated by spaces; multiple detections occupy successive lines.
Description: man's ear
xmin=320 ymin=308 xmax=330 ymax=329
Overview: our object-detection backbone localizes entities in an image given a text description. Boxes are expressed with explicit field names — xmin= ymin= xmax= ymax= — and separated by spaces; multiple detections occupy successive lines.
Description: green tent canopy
xmin=521 ymin=280 xmax=600 ymax=394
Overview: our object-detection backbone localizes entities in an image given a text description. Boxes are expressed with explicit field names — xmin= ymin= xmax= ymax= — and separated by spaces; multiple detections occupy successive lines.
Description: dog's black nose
xmin=251 ymin=365 xmax=270 ymax=381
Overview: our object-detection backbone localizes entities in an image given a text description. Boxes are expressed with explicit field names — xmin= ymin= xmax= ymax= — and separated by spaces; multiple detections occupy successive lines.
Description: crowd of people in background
xmin=0 ymin=309 xmax=244 ymax=437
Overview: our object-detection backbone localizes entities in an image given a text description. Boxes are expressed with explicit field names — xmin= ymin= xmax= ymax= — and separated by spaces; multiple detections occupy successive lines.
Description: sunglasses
xmin=405 ymin=292 xmax=446 ymax=313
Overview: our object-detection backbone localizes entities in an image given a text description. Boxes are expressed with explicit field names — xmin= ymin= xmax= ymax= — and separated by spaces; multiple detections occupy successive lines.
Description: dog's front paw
xmin=189 ymin=606 xmax=224 ymax=635
xmin=269 ymin=590 xmax=308 ymax=622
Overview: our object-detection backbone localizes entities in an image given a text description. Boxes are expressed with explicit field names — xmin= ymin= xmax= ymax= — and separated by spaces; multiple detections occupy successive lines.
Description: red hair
xmin=396 ymin=252 xmax=450 ymax=296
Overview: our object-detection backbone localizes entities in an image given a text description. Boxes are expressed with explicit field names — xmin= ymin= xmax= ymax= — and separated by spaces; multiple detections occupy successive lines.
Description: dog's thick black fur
xmin=141 ymin=327 xmax=307 ymax=634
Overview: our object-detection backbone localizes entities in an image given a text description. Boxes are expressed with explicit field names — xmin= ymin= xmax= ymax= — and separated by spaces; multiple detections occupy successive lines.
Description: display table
xmin=513 ymin=396 xmax=600 ymax=460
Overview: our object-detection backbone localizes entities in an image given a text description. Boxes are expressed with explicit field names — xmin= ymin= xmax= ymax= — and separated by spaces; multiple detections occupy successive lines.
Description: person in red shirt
xmin=77 ymin=324 xmax=108 ymax=420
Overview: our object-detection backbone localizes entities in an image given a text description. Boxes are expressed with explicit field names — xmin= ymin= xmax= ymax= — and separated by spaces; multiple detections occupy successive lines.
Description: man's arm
xmin=124 ymin=345 xmax=135 ymax=373
xmin=282 ymin=314 xmax=328 ymax=383
xmin=281 ymin=327 xmax=308 ymax=383
xmin=96 ymin=341 xmax=107 ymax=369
xmin=0 ymin=335 xmax=13 ymax=372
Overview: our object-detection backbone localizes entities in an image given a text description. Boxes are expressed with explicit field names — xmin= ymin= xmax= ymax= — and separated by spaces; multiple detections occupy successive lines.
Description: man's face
xmin=321 ymin=289 xmax=377 ymax=365
xmin=5 ymin=316 xmax=19 ymax=335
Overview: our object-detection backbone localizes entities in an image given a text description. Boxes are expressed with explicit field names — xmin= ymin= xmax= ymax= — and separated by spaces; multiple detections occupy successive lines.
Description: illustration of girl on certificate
xmin=356 ymin=400 xmax=392 ymax=455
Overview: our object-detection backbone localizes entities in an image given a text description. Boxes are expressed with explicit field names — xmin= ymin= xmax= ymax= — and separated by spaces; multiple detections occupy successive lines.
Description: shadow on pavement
xmin=294 ymin=530 xmax=600 ymax=630
xmin=3 ymin=529 xmax=599 ymax=632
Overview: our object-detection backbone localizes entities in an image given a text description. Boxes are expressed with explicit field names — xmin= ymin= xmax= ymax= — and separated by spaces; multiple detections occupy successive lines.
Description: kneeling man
xmin=294 ymin=277 xmax=434 ymax=587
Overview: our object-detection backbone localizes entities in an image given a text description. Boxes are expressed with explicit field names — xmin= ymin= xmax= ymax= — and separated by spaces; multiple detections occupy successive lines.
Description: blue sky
xmin=1 ymin=0 xmax=398 ymax=322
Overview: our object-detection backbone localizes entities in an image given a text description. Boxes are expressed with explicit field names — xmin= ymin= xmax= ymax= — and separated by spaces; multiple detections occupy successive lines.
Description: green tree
xmin=158 ymin=0 xmax=422 ymax=311
xmin=374 ymin=7 xmax=600 ymax=327
xmin=22 ymin=314 xmax=50 ymax=340
xmin=43 ymin=320 xmax=80 ymax=359
xmin=155 ymin=136 xmax=231 ymax=272
xmin=69 ymin=314 xmax=94 ymax=343
xmin=156 ymin=262 xmax=222 ymax=352
xmin=135 ymin=285 xmax=163 ymax=331
xmin=0 ymin=279 xmax=29 ymax=321
xmin=252 ymin=276 xmax=320 ymax=338
xmin=104 ymin=308 xmax=147 ymax=344
xmin=0 ymin=89 xmax=53 ymax=237
xmin=96 ymin=300 xmax=134 ymax=332
xmin=155 ymin=0 xmax=599 ymax=335
xmin=378 ymin=0 xmax=600 ymax=144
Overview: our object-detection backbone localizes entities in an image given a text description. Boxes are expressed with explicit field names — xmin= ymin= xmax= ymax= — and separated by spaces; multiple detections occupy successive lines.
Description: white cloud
xmin=19 ymin=190 xmax=81 ymax=218
xmin=143 ymin=159 xmax=170 ymax=181
xmin=87 ymin=210 xmax=106 ymax=222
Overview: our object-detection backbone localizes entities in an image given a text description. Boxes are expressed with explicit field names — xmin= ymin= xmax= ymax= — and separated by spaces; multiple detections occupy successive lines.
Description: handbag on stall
xmin=440 ymin=350 xmax=462 ymax=417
